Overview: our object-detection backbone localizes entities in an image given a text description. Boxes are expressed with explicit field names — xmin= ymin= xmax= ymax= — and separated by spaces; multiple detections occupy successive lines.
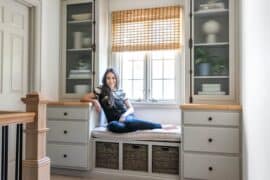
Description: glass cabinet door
xmin=192 ymin=0 xmax=230 ymax=96
xmin=64 ymin=1 xmax=94 ymax=96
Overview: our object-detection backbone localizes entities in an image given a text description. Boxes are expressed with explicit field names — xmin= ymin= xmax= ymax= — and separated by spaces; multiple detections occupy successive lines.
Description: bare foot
xmin=162 ymin=124 xmax=177 ymax=130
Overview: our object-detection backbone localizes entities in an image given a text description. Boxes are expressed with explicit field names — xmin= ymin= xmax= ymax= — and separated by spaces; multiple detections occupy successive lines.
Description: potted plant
xmin=195 ymin=47 xmax=214 ymax=76
xmin=211 ymin=58 xmax=228 ymax=76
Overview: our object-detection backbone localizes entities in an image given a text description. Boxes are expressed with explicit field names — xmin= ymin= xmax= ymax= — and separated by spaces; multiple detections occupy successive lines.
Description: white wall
xmin=241 ymin=0 xmax=270 ymax=179
xmin=107 ymin=0 xmax=183 ymax=125
xmin=40 ymin=0 xmax=60 ymax=100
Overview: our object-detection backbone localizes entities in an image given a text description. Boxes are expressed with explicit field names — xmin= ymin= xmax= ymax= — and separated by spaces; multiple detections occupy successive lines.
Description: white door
xmin=0 ymin=0 xmax=29 ymax=179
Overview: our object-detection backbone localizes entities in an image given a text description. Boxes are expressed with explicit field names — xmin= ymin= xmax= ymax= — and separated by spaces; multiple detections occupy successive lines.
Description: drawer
xmin=47 ymin=106 xmax=89 ymax=120
xmin=152 ymin=145 xmax=179 ymax=175
xmin=47 ymin=121 xmax=88 ymax=143
xmin=184 ymin=153 xmax=240 ymax=180
xmin=123 ymin=144 xmax=148 ymax=172
xmin=184 ymin=127 xmax=239 ymax=154
xmin=95 ymin=142 xmax=119 ymax=169
xmin=47 ymin=143 xmax=88 ymax=169
xmin=183 ymin=111 xmax=240 ymax=126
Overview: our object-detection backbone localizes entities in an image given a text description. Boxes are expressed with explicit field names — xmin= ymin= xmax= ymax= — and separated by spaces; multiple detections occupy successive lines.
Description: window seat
xmin=91 ymin=126 xmax=181 ymax=142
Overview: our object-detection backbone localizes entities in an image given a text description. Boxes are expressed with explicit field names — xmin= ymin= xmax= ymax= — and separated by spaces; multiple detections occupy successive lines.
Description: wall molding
xmin=14 ymin=0 xmax=42 ymax=92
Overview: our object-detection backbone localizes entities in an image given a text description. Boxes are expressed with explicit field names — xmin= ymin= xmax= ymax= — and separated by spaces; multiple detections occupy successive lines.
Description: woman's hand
xmin=93 ymin=100 xmax=102 ymax=112
xmin=119 ymin=115 xmax=126 ymax=122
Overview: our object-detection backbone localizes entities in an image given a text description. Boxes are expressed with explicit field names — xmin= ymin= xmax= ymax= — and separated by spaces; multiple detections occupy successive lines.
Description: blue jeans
xmin=107 ymin=115 xmax=162 ymax=133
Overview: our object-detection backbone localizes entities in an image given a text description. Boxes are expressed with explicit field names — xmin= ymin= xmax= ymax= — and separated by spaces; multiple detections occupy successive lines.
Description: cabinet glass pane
xmin=192 ymin=0 xmax=230 ymax=96
xmin=65 ymin=2 xmax=94 ymax=95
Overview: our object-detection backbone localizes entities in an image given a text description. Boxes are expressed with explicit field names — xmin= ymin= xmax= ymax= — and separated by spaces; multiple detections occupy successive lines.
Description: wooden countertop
xmin=0 ymin=111 xmax=35 ymax=126
xmin=47 ymin=101 xmax=93 ymax=107
xmin=180 ymin=104 xmax=242 ymax=111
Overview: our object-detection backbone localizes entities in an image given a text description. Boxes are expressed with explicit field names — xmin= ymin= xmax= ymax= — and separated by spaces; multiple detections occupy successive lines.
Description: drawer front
xmin=47 ymin=106 xmax=89 ymax=120
xmin=47 ymin=143 xmax=88 ymax=169
xmin=183 ymin=111 xmax=240 ymax=126
xmin=47 ymin=121 xmax=88 ymax=143
xmin=184 ymin=127 xmax=239 ymax=154
xmin=184 ymin=153 xmax=240 ymax=180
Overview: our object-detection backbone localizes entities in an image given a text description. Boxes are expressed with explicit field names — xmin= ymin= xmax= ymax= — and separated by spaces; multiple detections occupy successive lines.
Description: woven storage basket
xmin=152 ymin=145 xmax=179 ymax=174
xmin=123 ymin=143 xmax=148 ymax=172
xmin=95 ymin=141 xmax=119 ymax=169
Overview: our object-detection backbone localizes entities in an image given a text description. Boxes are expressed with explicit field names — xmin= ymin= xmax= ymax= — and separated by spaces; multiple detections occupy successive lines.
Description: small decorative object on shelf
xmin=71 ymin=13 xmax=91 ymax=21
xmin=74 ymin=84 xmax=90 ymax=93
xmin=202 ymin=20 xmax=221 ymax=43
xmin=199 ymin=0 xmax=225 ymax=11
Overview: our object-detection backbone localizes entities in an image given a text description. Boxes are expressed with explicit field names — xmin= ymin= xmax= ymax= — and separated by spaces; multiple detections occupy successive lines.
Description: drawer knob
xmin=208 ymin=117 xmax=212 ymax=121
xmin=64 ymin=112 xmax=68 ymax=116
xmin=208 ymin=138 xmax=213 ymax=143
xmin=63 ymin=154 xmax=67 ymax=158
xmin=64 ymin=130 xmax=68 ymax=134
xmin=208 ymin=166 xmax=213 ymax=171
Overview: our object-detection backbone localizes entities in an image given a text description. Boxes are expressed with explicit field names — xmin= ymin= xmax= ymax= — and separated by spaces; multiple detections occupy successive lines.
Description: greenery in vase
xmin=195 ymin=47 xmax=228 ymax=75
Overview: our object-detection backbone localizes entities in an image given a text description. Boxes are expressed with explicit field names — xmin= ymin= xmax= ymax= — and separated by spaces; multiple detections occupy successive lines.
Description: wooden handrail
xmin=0 ymin=112 xmax=35 ymax=126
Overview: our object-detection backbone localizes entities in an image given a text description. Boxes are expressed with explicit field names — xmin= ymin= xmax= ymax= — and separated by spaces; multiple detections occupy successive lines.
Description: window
xmin=119 ymin=50 xmax=178 ymax=102
xmin=112 ymin=6 xmax=182 ymax=103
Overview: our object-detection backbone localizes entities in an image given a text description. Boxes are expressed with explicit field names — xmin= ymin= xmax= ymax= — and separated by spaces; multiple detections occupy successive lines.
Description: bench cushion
xmin=92 ymin=126 xmax=181 ymax=142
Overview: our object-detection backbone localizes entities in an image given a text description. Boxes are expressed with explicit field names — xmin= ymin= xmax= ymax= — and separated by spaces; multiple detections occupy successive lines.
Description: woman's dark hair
xmin=101 ymin=68 xmax=120 ymax=107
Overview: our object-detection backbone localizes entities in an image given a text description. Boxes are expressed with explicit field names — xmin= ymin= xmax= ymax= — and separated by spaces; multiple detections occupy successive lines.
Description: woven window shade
xmin=112 ymin=6 xmax=182 ymax=52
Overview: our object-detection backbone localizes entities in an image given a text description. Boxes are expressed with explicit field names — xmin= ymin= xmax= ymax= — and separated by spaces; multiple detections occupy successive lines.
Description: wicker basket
xmin=95 ymin=141 xmax=119 ymax=169
xmin=123 ymin=143 xmax=148 ymax=172
xmin=152 ymin=145 xmax=179 ymax=174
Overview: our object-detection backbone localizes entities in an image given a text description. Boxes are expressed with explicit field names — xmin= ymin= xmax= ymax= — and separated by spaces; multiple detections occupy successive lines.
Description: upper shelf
xmin=68 ymin=20 xmax=93 ymax=24
xmin=194 ymin=42 xmax=229 ymax=47
xmin=194 ymin=9 xmax=229 ymax=16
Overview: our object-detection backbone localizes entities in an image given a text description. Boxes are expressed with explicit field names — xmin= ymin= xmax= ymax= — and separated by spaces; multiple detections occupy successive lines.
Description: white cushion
xmin=91 ymin=126 xmax=181 ymax=142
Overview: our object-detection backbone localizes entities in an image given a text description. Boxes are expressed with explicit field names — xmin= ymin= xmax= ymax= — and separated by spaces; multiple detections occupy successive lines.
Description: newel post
xmin=21 ymin=92 xmax=50 ymax=180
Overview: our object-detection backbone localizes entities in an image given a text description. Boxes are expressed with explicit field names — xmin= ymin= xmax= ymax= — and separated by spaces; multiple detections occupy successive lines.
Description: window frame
xmin=115 ymin=50 xmax=181 ymax=105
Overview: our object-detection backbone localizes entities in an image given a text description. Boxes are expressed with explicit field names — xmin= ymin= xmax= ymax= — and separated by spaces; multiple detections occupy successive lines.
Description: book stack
xmin=69 ymin=69 xmax=91 ymax=79
xmin=199 ymin=2 xmax=225 ymax=11
xmin=198 ymin=84 xmax=225 ymax=95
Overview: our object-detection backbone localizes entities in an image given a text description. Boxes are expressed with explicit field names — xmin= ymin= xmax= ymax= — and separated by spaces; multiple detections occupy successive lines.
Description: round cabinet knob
xmin=208 ymin=166 xmax=213 ymax=171
xmin=64 ymin=130 xmax=68 ymax=134
xmin=64 ymin=112 xmax=68 ymax=116
xmin=208 ymin=117 xmax=213 ymax=121
xmin=208 ymin=138 xmax=213 ymax=143
xmin=63 ymin=154 xmax=67 ymax=158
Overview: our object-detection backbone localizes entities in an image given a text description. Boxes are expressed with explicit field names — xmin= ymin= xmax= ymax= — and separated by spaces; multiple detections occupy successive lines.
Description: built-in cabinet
xmin=186 ymin=0 xmax=238 ymax=104
xmin=60 ymin=0 xmax=108 ymax=101
xmin=181 ymin=104 xmax=242 ymax=180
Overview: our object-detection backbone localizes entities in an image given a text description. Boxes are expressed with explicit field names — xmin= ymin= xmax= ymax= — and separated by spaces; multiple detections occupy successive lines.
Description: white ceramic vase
xmin=202 ymin=20 xmax=220 ymax=43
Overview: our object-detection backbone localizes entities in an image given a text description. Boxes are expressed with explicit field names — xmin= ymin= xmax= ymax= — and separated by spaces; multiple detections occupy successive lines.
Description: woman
xmin=81 ymin=68 xmax=173 ymax=133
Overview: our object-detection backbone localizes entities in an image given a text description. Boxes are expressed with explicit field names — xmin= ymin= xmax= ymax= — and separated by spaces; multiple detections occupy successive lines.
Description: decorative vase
xmin=198 ymin=63 xmax=211 ymax=76
xmin=202 ymin=20 xmax=220 ymax=43
xmin=73 ymin=32 xmax=82 ymax=49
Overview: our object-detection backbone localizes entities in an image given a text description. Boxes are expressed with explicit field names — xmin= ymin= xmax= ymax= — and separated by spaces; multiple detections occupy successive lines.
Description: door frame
xmin=14 ymin=0 xmax=42 ymax=92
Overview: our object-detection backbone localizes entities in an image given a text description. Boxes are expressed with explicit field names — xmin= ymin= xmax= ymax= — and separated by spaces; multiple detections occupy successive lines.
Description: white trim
xmin=15 ymin=0 xmax=42 ymax=92
xmin=15 ymin=0 xmax=40 ymax=7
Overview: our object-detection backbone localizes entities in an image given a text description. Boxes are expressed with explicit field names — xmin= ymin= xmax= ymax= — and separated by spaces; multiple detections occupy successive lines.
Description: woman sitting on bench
xmin=81 ymin=68 xmax=174 ymax=133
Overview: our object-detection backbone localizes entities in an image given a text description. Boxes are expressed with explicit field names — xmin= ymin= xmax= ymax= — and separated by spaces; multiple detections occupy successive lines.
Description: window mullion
xmin=144 ymin=53 xmax=148 ymax=101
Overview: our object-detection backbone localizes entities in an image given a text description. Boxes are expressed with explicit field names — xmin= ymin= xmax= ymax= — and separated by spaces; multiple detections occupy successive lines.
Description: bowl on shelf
xmin=74 ymin=84 xmax=90 ymax=94
xmin=71 ymin=13 xmax=91 ymax=21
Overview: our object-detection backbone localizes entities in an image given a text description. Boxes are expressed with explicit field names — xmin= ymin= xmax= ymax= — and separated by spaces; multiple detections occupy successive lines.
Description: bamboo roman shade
xmin=112 ymin=6 xmax=182 ymax=52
